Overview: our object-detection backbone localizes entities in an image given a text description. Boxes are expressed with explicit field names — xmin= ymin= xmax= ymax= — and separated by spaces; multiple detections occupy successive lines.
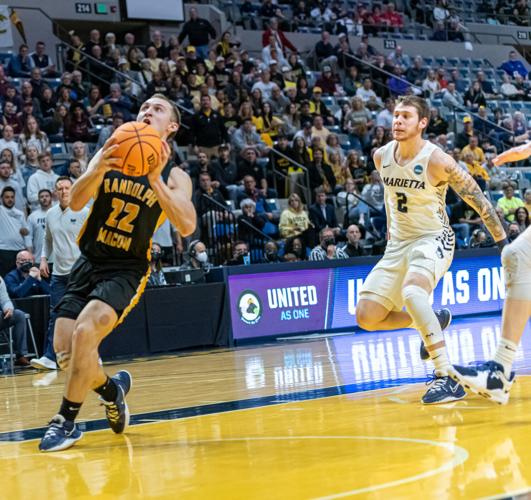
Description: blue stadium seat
xmin=524 ymin=102 xmax=531 ymax=113
xmin=435 ymin=57 xmax=447 ymax=67
xmin=490 ymin=191 xmax=503 ymax=203
xmin=459 ymin=58 xmax=472 ymax=67
xmin=498 ymin=100 xmax=512 ymax=113
xmin=511 ymin=102 xmax=524 ymax=111
xmin=50 ymin=143 xmax=67 ymax=155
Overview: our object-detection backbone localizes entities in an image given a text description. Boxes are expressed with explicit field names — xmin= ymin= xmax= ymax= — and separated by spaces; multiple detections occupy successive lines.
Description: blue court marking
xmin=0 ymin=376 xmax=426 ymax=443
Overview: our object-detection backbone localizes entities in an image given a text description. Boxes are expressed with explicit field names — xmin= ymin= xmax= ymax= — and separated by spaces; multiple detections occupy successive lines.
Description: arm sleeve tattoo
xmin=445 ymin=162 xmax=506 ymax=242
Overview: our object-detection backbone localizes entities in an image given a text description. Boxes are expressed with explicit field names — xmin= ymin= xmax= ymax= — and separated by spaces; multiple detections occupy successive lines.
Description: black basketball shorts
xmin=55 ymin=255 xmax=149 ymax=322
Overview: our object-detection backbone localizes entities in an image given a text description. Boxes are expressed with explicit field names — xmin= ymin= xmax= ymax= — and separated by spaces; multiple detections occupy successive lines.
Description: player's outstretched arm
xmin=147 ymin=142 xmax=196 ymax=237
xmin=70 ymin=138 xmax=121 ymax=211
xmin=493 ymin=142 xmax=531 ymax=166
xmin=432 ymin=149 xmax=507 ymax=245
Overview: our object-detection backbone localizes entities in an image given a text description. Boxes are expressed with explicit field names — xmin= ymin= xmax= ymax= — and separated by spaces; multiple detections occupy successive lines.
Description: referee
xmin=31 ymin=177 xmax=89 ymax=370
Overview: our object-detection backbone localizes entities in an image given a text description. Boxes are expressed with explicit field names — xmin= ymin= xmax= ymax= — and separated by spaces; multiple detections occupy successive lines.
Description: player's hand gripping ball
xmin=110 ymin=121 xmax=163 ymax=176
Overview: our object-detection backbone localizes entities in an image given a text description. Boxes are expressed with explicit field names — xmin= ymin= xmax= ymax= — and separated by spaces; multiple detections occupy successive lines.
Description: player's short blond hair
xmin=150 ymin=93 xmax=181 ymax=125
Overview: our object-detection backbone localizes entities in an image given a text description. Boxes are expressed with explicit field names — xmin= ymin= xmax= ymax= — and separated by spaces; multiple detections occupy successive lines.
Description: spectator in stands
xmin=514 ymin=206 xmax=529 ymax=233
xmin=315 ymin=31 xmax=336 ymax=67
xmin=455 ymin=116 xmax=475 ymax=149
xmin=68 ymin=159 xmax=83 ymax=183
xmin=0 ymin=186 xmax=29 ymax=276
xmin=4 ymin=250 xmax=50 ymax=298
xmin=0 ymin=275 xmax=30 ymax=366
xmin=252 ymin=70 xmax=276 ymax=102
xmin=464 ymin=81 xmax=487 ymax=112
xmin=441 ymin=81 xmax=464 ymax=108
xmin=63 ymin=103 xmax=92 ymax=143
xmin=2 ymin=101 xmax=22 ymax=135
xmin=146 ymin=71 xmax=170 ymax=98
xmin=500 ymin=73 xmax=522 ymax=100
xmin=0 ymin=125 xmax=20 ymax=160
xmin=279 ymin=193 xmax=311 ymax=239
xmin=426 ymin=108 xmax=448 ymax=136
xmin=422 ymin=70 xmax=441 ymax=98
xmin=103 ymin=83 xmax=133 ymax=121
xmin=191 ymin=95 xmax=227 ymax=158
xmin=405 ymin=56 xmax=426 ymax=87
xmin=309 ymin=187 xmax=340 ymax=235
xmin=356 ymin=78 xmax=382 ymax=108
xmin=497 ymin=184 xmax=524 ymax=222
xmin=8 ymin=44 xmax=34 ymax=78
xmin=148 ymin=30 xmax=167 ymax=60
xmin=0 ymin=161 xmax=25 ymax=212
xmin=29 ymin=41 xmax=56 ymax=77
xmin=346 ymin=97 xmax=372 ymax=151
xmin=525 ymin=189 xmax=531 ymax=215
xmin=388 ymin=65 xmax=410 ymax=96
xmin=261 ymin=241 xmax=282 ymax=263
xmin=146 ymin=243 xmax=167 ymax=287
xmin=193 ymin=171 xmax=227 ymax=218
xmin=388 ymin=45 xmax=411 ymax=70
xmin=309 ymin=227 xmax=347 ymax=261
xmin=232 ymin=119 xmax=267 ymax=155
xmin=449 ymin=199 xmax=481 ymax=248
xmin=26 ymin=152 xmax=58 ymax=211
xmin=96 ymin=112 xmax=124 ymax=149
xmin=499 ymin=50 xmax=528 ymax=79
xmin=308 ymin=148 xmax=336 ymax=194
xmin=240 ymin=0 xmax=258 ymax=29
xmin=284 ymin=236 xmax=307 ymax=261
xmin=340 ymin=224 xmax=367 ymax=257
xmin=315 ymin=66 xmax=342 ymax=96
xmin=375 ymin=98 xmax=395 ymax=131
xmin=20 ymin=145 xmax=39 ymax=187
xmin=238 ymin=198 xmax=268 ymax=243
xmin=145 ymin=46 xmax=162 ymax=73
xmin=225 ymin=240 xmax=250 ymax=266
xmin=27 ymin=188 xmax=52 ymax=259
xmin=461 ymin=135 xmax=486 ymax=164
xmin=512 ymin=0 xmax=529 ymax=25
xmin=507 ymin=222 xmax=521 ymax=242
xmin=18 ymin=116 xmax=50 ymax=160
xmin=178 ymin=7 xmax=217 ymax=59
xmin=309 ymin=87 xmax=334 ymax=125
xmin=462 ymin=150 xmax=489 ymax=190
xmin=262 ymin=17 xmax=297 ymax=56
xmin=211 ymin=145 xmax=239 ymax=200
xmin=356 ymin=170 xmax=385 ymax=232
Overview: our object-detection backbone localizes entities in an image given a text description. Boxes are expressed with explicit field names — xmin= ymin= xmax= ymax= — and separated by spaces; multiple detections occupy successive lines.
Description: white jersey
xmin=380 ymin=140 xmax=451 ymax=242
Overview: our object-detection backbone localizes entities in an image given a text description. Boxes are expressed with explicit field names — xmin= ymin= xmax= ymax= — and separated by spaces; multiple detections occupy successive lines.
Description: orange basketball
xmin=111 ymin=121 xmax=163 ymax=177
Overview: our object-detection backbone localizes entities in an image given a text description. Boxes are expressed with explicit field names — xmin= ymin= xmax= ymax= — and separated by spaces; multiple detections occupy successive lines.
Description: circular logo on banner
xmin=413 ymin=164 xmax=424 ymax=175
xmin=238 ymin=290 xmax=262 ymax=325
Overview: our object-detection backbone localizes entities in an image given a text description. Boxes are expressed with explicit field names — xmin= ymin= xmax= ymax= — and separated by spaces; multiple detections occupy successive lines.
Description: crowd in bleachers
xmin=0 ymin=3 xmax=530 ymax=275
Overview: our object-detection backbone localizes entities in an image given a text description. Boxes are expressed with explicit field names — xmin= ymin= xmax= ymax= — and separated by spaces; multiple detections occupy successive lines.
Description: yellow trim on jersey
xmin=76 ymin=188 xmax=100 ymax=246
xmin=114 ymin=268 xmax=151 ymax=328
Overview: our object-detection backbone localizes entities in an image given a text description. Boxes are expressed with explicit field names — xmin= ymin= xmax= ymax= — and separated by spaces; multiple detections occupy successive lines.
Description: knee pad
xmin=56 ymin=351 xmax=71 ymax=371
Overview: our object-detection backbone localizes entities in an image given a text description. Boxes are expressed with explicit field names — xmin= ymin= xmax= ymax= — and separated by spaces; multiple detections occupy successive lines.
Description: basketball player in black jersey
xmin=39 ymin=94 xmax=196 ymax=452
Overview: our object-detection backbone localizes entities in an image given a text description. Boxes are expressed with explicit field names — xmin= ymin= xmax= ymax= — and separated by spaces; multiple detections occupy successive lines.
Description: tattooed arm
xmin=429 ymin=148 xmax=507 ymax=245
xmin=493 ymin=142 xmax=531 ymax=166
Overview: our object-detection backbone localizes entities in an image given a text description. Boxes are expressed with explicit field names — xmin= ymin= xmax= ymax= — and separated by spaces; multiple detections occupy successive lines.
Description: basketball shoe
xmin=449 ymin=361 xmax=515 ymax=405
xmin=422 ymin=372 xmax=466 ymax=404
xmin=100 ymin=370 xmax=132 ymax=433
xmin=419 ymin=309 xmax=452 ymax=361
xmin=39 ymin=414 xmax=83 ymax=452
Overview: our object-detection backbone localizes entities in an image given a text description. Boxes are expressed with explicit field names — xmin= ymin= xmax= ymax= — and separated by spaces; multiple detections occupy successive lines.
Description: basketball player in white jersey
xmin=356 ymin=96 xmax=508 ymax=404
xmin=450 ymin=142 xmax=531 ymax=404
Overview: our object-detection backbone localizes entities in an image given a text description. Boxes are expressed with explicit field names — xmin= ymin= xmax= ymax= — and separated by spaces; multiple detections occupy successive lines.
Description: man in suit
xmin=309 ymin=187 xmax=341 ymax=236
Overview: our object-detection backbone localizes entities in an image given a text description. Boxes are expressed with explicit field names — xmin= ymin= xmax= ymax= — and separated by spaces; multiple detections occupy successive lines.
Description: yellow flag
xmin=9 ymin=9 xmax=26 ymax=44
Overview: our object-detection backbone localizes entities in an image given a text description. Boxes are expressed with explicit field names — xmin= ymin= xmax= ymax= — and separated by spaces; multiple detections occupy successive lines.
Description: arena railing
xmin=199 ymin=193 xmax=273 ymax=265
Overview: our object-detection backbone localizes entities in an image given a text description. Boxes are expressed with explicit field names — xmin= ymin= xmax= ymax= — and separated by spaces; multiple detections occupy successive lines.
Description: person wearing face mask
xmin=5 ymin=249 xmax=50 ymax=297
xmin=261 ymin=241 xmax=282 ymax=263
xmin=147 ymin=243 xmax=167 ymax=287
xmin=226 ymin=240 xmax=251 ymax=266
xmin=309 ymin=228 xmax=347 ymax=261
xmin=180 ymin=240 xmax=210 ymax=271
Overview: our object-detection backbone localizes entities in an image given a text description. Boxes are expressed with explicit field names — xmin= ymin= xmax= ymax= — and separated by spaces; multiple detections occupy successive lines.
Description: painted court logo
xmin=413 ymin=164 xmax=423 ymax=175
xmin=238 ymin=290 xmax=262 ymax=325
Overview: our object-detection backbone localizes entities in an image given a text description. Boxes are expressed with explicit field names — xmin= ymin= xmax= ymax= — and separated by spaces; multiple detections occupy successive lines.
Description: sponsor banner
xmin=230 ymin=268 xmax=331 ymax=340
xmin=228 ymin=254 xmax=504 ymax=341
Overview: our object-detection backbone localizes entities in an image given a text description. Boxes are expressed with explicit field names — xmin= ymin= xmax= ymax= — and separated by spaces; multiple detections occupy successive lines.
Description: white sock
xmin=493 ymin=339 xmax=518 ymax=378
xmin=403 ymin=285 xmax=450 ymax=377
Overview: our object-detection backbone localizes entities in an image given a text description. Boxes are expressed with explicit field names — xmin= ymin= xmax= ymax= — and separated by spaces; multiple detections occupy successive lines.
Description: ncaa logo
xmin=413 ymin=164 xmax=423 ymax=175
xmin=238 ymin=290 xmax=262 ymax=325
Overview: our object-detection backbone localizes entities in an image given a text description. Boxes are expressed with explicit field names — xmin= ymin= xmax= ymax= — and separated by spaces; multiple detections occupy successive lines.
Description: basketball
xmin=110 ymin=121 xmax=163 ymax=177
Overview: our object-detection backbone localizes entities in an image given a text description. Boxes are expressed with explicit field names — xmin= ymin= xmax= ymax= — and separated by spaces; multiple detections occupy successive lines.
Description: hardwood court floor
xmin=1 ymin=314 xmax=531 ymax=499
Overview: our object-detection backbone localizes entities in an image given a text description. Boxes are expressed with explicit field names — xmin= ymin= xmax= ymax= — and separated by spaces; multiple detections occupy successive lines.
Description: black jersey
xmin=78 ymin=165 xmax=171 ymax=267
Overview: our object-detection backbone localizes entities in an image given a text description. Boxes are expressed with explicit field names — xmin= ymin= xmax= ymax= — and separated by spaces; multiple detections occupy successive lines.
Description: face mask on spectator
xmin=196 ymin=251 xmax=208 ymax=263
xmin=20 ymin=261 xmax=33 ymax=273
xmin=151 ymin=251 xmax=161 ymax=262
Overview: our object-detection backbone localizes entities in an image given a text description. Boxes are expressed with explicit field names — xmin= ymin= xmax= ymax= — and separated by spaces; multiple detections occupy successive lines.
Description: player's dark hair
xmin=56 ymin=175 xmax=73 ymax=186
xmin=1 ymin=186 xmax=15 ymax=196
xmin=396 ymin=95 xmax=430 ymax=123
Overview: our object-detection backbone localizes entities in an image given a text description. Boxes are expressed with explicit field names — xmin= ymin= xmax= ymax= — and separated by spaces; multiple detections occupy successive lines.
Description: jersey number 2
xmin=105 ymin=198 xmax=140 ymax=233
xmin=397 ymin=192 xmax=408 ymax=213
